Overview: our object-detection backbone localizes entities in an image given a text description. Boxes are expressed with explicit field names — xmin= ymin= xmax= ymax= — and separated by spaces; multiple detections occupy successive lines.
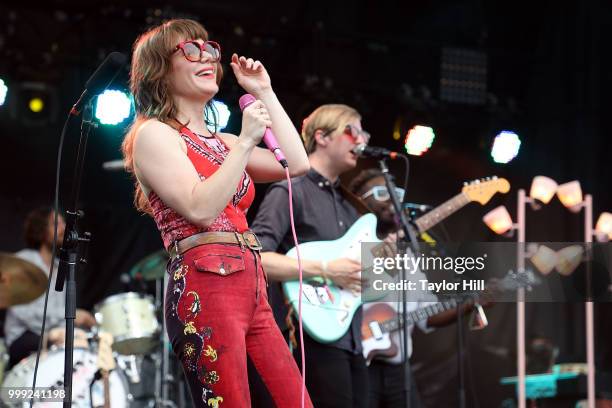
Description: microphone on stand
xmin=71 ymin=52 xmax=128 ymax=116
xmin=352 ymin=144 xmax=401 ymax=160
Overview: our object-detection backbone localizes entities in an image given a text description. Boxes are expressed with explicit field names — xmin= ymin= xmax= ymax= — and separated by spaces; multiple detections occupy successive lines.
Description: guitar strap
xmin=284 ymin=302 xmax=298 ymax=351
xmin=338 ymin=184 xmax=372 ymax=215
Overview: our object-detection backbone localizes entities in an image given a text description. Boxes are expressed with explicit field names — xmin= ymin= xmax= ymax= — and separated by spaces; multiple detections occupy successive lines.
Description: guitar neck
xmin=102 ymin=371 xmax=110 ymax=408
xmin=414 ymin=193 xmax=470 ymax=233
xmin=379 ymin=300 xmax=458 ymax=333
xmin=369 ymin=192 xmax=472 ymax=259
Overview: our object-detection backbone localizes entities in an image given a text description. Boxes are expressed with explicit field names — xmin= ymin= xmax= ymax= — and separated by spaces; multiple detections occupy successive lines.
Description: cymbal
xmin=0 ymin=252 xmax=48 ymax=308
xmin=129 ymin=250 xmax=168 ymax=281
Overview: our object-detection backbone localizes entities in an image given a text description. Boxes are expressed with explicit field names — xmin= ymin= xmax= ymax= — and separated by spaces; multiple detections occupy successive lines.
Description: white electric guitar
xmin=282 ymin=177 xmax=510 ymax=343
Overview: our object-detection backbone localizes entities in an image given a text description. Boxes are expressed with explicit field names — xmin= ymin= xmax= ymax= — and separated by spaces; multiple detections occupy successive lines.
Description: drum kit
xmin=0 ymin=251 xmax=189 ymax=407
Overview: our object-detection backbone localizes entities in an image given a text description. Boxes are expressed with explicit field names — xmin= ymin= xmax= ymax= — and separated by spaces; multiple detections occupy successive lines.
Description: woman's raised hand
xmin=230 ymin=53 xmax=272 ymax=95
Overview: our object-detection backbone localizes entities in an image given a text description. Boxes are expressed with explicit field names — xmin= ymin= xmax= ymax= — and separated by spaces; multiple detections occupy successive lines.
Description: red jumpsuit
xmin=149 ymin=126 xmax=312 ymax=408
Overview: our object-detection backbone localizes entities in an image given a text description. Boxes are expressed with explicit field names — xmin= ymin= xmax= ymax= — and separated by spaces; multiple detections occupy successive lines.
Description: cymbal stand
xmin=156 ymin=272 xmax=176 ymax=408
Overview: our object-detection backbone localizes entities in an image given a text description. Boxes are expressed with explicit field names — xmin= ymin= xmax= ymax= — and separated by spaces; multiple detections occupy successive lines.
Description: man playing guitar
xmin=252 ymin=104 xmax=370 ymax=407
xmin=349 ymin=169 xmax=472 ymax=408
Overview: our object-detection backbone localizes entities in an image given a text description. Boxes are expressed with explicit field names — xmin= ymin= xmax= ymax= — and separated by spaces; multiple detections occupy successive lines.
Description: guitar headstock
xmin=97 ymin=331 xmax=116 ymax=372
xmin=462 ymin=176 xmax=510 ymax=205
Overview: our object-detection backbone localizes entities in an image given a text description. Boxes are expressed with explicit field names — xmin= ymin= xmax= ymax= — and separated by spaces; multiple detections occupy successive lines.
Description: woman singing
xmin=122 ymin=19 xmax=313 ymax=408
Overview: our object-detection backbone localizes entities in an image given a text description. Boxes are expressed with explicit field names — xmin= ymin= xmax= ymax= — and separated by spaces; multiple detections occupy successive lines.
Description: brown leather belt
xmin=168 ymin=230 xmax=263 ymax=258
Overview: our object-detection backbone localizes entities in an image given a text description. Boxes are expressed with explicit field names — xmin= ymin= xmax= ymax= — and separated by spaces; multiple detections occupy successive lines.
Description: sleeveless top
xmin=148 ymin=126 xmax=255 ymax=250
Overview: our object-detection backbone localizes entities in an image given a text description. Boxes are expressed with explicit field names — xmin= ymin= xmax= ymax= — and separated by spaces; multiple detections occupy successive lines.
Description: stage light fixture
xmin=392 ymin=117 xmax=401 ymax=141
xmin=0 ymin=79 xmax=7 ymax=106
xmin=556 ymin=181 xmax=583 ymax=213
xmin=529 ymin=176 xmax=557 ymax=205
xmin=206 ymin=99 xmax=230 ymax=132
xmin=95 ymin=89 xmax=132 ymax=125
xmin=529 ymin=245 xmax=558 ymax=275
xmin=29 ymin=97 xmax=44 ymax=113
xmin=404 ymin=125 xmax=435 ymax=156
xmin=595 ymin=212 xmax=612 ymax=241
xmin=440 ymin=47 xmax=487 ymax=105
xmin=491 ymin=130 xmax=521 ymax=164
xmin=555 ymin=245 xmax=584 ymax=276
xmin=481 ymin=178 xmax=603 ymax=407
xmin=13 ymin=82 xmax=58 ymax=126
xmin=528 ymin=244 xmax=584 ymax=276
xmin=482 ymin=205 xmax=514 ymax=235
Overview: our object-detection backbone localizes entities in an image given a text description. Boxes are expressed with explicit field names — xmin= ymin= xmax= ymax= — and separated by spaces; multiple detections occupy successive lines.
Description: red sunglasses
xmin=175 ymin=40 xmax=221 ymax=63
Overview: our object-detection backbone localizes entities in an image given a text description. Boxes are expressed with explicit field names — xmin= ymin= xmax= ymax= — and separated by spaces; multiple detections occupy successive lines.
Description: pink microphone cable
xmin=240 ymin=93 xmax=306 ymax=405
xmin=285 ymin=166 xmax=306 ymax=408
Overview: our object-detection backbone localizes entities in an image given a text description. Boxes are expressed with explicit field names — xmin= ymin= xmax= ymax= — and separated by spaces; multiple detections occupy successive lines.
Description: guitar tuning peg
xmin=493 ymin=175 xmax=498 ymax=179
xmin=464 ymin=182 xmax=468 ymax=186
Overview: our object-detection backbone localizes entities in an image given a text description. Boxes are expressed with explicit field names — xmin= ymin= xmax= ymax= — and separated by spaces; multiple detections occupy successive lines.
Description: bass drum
xmin=1 ymin=347 xmax=130 ymax=407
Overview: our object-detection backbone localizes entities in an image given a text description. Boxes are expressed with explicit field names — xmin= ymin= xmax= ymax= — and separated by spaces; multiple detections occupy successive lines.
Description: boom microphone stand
xmin=377 ymin=158 xmax=472 ymax=408
xmin=55 ymin=102 xmax=95 ymax=407
xmin=54 ymin=52 xmax=126 ymax=406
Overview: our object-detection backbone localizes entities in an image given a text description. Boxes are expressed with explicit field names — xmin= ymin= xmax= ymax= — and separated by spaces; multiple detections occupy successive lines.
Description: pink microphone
xmin=238 ymin=93 xmax=288 ymax=168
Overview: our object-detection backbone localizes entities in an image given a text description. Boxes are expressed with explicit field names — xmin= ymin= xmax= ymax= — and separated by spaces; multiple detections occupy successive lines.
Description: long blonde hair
xmin=122 ymin=19 xmax=223 ymax=213
xmin=301 ymin=104 xmax=361 ymax=154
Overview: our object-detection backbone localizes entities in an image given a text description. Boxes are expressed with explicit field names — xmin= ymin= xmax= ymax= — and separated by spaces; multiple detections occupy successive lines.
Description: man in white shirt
xmin=5 ymin=207 xmax=95 ymax=367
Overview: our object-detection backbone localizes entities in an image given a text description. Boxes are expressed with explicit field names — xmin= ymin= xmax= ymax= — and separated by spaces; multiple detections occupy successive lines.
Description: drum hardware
xmin=129 ymin=250 xmax=169 ymax=282
xmin=0 ymin=246 xmax=195 ymax=408
xmin=0 ymin=252 xmax=48 ymax=308
xmin=1 ymin=346 xmax=130 ymax=408
xmin=117 ymin=354 xmax=142 ymax=384
xmin=94 ymin=292 xmax=160 ymax=355
xmin=157 ymin=271 xmax=166 ymax=405
xmin=87 ymin=250 xmax=188 ymax=408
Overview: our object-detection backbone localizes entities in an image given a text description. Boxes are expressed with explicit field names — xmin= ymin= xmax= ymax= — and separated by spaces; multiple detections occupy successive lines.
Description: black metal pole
xmin=377 ymin=158 xmax=419 ymax=407
xmin=457 ymin=299 xmax=467 ymax=408
xmin=56 ymin=102 xmax=94 ymax=407
xmin=62 ymin=250 xmax=77 ymax=408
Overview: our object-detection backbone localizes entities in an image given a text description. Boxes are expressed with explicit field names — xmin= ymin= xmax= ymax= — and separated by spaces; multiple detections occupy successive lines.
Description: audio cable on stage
xmin=285 ymin=166 xmax=307 ymax=408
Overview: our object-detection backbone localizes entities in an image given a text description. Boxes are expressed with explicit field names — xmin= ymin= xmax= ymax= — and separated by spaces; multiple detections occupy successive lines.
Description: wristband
xmin=321 ymin=260 xmax=328 ymax=281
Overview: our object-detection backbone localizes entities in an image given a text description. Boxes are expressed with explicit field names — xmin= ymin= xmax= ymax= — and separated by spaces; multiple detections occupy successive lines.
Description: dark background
xmin=1 ymin=0 xmax=611 ymax=406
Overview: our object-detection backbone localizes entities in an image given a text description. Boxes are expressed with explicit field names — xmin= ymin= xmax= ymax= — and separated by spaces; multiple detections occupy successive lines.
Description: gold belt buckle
xmin=242 ymin=231 xmax=263 ymax=250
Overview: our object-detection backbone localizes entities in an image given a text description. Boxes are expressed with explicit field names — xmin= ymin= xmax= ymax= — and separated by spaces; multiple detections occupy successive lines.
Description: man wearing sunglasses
xmin=251 ymin=104 xmax=371 ymax=408
xmin=350 ymin=169 xmax=475 ymax=408
xmin=353 ymin=171 xmax=405 ymax=240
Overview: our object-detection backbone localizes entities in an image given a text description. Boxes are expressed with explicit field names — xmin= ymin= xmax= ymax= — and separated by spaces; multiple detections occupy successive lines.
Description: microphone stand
xmin=378 ymin=153 xmax=474 ymax=408
xmin=55 ymin=101 xmax=94 ymax=407
xmin=456 ymin=298 xmax=467 ymax=408
xmin=377 ymin=158 xmax=420 ymax=408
